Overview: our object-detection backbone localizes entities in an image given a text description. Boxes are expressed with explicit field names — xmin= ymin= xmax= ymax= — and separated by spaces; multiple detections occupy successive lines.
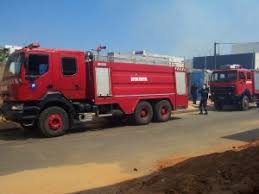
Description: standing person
xmin=190 ymin=83 xmax=198 ymax=104
xmin=199 ymin=84 xmax=209 ymax=115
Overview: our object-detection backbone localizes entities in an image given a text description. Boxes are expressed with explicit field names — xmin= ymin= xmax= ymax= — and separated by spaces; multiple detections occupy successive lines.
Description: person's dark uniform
xmin=190 ymin=84 xmax=198 ymax=104
xmin=199 ymin=84 xmax=209 ymax=115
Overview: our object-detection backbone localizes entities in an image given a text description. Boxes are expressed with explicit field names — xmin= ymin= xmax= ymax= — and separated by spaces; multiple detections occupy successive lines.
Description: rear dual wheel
xmin=134 ymin=101 xmax=153 ymax=125
xmin=134 ymin=100 xmax=172 ymax=125
xmin=153 ymin=100 xmax=172 ymax=122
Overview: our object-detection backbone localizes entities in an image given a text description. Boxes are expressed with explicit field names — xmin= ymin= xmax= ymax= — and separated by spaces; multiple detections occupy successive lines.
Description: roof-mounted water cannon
xmin=133 ymin=50 xmax=146 ymax=56
xmin=221 ymin=64 xmax=242 ymax=70
xmin=90 ymin=45 xmax=107 ymax=60
xmin=96 ymin=45 xmax=106 ymax=52
xmin=25 ymin=43 xmax=40 ymax=49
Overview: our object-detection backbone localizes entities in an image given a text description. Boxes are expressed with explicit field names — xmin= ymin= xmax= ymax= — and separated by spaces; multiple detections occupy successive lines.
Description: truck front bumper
xmin=211 ymin=95 xmax=240 ymax=104
xmin=1 ymin=102 xmax=39 ymax=123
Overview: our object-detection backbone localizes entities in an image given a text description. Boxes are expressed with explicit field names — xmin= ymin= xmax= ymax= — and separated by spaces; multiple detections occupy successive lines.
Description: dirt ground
xmin=1 ymin=109 xmax=259 ymax=194
xmin=75 ymin=140 xmax=259 ymax=194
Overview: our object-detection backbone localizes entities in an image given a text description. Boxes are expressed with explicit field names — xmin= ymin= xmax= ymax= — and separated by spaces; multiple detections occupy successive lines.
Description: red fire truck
xmin=0 ymin=43 xmax=188 ymax=137
xmin=210 ymin=64 xmax=259 ymax=110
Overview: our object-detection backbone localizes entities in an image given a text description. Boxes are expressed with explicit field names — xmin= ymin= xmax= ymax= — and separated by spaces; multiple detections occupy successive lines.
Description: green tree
xmin=0 ymin=49 xmax=8 ymax=62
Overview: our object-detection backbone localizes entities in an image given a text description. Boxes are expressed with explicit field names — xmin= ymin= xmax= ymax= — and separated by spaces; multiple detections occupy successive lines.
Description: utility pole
xmin=214 ymin=42 xmax=217 ymax=70
xmin=204 ymin=56 xmax=207 ymax=70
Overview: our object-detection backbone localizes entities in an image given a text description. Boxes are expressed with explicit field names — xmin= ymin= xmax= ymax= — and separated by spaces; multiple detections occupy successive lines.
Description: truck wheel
xmin=38 ymin=106 xmax=69 ymax=137
xmin=240 ymin=96 xmax=249 ymax=111
xmin=134 ymin=101 xmax=153 ymax=125
xmin=153 ymin=100 xmax=172 ymax=122
xmin=214 ymin=101 xmax=223 ymax=110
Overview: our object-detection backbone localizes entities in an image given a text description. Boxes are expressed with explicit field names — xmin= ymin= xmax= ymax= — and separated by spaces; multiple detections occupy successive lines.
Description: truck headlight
xmin=11 ymin=104 xmax=24 ymax=111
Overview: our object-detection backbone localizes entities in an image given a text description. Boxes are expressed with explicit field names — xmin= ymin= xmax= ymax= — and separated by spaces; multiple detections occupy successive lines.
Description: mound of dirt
xmin=76 ymin=140 xmax=259 ymax=194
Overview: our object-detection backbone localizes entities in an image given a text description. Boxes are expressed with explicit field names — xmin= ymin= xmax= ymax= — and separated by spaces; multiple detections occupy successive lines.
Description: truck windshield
xmin=3 ymin=53 xmax=25 ymax=79
xmin=211 ymin=71 xmax=237 ymax=82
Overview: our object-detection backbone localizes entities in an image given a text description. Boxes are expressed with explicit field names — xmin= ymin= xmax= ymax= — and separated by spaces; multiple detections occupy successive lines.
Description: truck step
xmin=98 ymin=113 xmax=113 ymax=118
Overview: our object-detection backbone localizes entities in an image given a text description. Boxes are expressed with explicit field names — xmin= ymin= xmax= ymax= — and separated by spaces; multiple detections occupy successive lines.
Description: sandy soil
xmin=75 ymin=140 xmax=259 ymax=194
xmin=0 ymin=163 xmax=143 ymax=194
xmin=0 ymin=141 xmax=248 ymax=194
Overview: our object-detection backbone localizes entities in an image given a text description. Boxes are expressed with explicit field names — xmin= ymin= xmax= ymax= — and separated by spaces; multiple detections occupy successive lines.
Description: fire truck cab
xmin=210 ymin=64 xmax=259 ymax=110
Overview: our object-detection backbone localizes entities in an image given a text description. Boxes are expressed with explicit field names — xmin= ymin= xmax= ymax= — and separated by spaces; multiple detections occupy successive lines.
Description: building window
xmin=27 ymin=54 xmax=49 ymax=75
xmin=62 ymin=57 xmax=77 ymax=76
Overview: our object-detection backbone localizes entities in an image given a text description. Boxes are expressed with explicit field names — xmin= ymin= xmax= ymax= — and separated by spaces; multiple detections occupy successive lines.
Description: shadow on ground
xmin=222 ymin=128 xmax=259 ymax=142
xmin=72 ymin=141 xmax=259 ymax=194
xmin=0 ymin=116 xmax=182 ymax=141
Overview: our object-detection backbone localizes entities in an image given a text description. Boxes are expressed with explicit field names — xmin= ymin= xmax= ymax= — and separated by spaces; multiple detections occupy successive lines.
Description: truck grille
xmin=211 ymin=87 xmax=235 ymax=95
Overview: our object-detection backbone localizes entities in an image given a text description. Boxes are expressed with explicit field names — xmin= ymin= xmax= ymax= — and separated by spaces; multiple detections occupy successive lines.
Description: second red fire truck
xmin=0 ymin=44 xmax=188 ymax=137
xmin=210 ymin=64 xmax=259 ymax=110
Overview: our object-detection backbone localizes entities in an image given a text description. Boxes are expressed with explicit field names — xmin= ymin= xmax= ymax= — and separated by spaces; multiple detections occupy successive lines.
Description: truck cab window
xmin=239 ymin=72 xmax=245 ymax=80
xmin=247 ymin=72 xmax=251 ymax=80
xmin=219 ymin=73 xmax=225 ymax=79
xmin=27 ymin=54 xmax=49 ymax=75
xmin=62 ymin=57 xmax=77 ymax=76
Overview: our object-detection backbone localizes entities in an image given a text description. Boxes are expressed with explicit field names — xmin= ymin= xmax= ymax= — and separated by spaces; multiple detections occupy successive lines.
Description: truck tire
xmin=38 ymin=106 xmax=69 ymax=137
xmin=153 ymin=100 xmax=172 ymax=122
xmin=214 ymin=101 xmax=223 ymax=111
xmin=240 ymin=96 xmax=249 ymax=111
xmin=134 ymin=101 xmax=153 ymax=125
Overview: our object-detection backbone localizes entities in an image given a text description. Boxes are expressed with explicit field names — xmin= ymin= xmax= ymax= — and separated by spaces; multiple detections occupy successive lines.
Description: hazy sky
xmin=1 ymin=0 xmax=259 ymax=57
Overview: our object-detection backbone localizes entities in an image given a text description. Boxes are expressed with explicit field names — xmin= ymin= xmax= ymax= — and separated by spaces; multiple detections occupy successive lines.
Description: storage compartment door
xmin=176 ymin=72 xmax=187 ymax=95
xmin=175 ymin=71 xmax=188 ymax=108
xmin=96 ymin=67 xmax=111 ymax=97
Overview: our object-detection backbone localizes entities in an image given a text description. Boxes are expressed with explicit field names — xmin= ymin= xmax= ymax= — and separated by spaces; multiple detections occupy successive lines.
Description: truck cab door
xmin=23 ymin=53 xmax=52 ymax=100
xmin=246 ymin=72 xmax=253 ymax=95
xmin=238 ymin=72 xmax=247 ymax=96
xmin=54 ymin=53 xmax=86 ymax=99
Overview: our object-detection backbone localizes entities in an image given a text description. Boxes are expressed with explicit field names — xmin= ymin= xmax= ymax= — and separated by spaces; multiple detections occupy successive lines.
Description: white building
xmin=4 ymin=45 xmax=22 ymax=54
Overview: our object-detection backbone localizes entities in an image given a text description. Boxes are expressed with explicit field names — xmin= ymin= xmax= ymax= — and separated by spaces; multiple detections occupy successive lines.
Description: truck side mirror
xmin=86 ymin=51 xmax=94 ymax=61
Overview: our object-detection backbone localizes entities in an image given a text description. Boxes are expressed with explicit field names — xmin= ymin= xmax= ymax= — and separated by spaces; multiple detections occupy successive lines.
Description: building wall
xmin=184 ymin=59 xmax=193 ymax=69
xmin=232 ymin=43 xmax=259 ymax=54
xmin=255 ymin=53 xmax=259 ymax=70
xmin=193 ymin=53 xmax=255 ymax=70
